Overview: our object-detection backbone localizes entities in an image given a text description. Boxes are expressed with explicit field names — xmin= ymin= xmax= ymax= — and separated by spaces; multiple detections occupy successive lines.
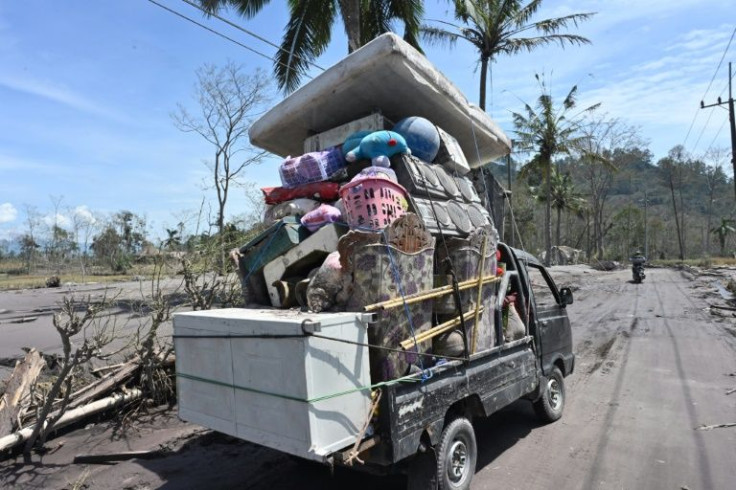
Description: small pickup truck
xmin=173 ymin=243 xmax=574 ymax=490
xmin=173 ymin=31 xmax=573 ymax=490
xmin=359 ymin=243 xmax=575 ymax=489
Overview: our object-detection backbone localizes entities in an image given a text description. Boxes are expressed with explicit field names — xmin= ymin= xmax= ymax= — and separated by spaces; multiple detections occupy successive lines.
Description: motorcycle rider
xmin=630 ymin=250 xmax=646 ymax=263
xmin=630 ymin=249 xmax=646 ymax=282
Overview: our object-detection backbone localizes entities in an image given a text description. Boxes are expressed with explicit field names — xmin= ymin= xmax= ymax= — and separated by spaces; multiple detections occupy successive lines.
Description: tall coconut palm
xmin=531 ymin=168 xmax=586 ymax=247
xmin=512 ymin=74 xmax=599 ymax=264
xmin=421 ymin=0 xmax=594 ymax=111
xmin=711 ymin=218 xmax=735 ymax=256
xmin=199 ymin=0 xmax=423 ymax=92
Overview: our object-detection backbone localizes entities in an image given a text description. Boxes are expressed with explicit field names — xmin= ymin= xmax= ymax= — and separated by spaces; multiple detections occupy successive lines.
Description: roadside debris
xmin=695 ymin=422 xmax=736 ymax=431
xmin=0 ymin=350 xmax=45 ymax=436
xmin=73 ymin=448 xmax=166 ymax=464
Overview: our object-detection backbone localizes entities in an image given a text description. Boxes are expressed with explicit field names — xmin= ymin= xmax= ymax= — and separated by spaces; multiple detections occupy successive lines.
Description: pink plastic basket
xmin=339 ymin=178 xmax=409 ymax=230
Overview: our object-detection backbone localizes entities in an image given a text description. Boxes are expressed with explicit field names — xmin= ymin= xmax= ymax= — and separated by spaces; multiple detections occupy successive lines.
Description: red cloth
xmin=261 ymin=182 xmax=340 ymax=205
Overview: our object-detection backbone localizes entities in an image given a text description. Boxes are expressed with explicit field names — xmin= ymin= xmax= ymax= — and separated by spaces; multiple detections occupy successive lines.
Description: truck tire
xmin=534 ymin=366 xmax=565 ymax=423
xmin=436 ymin=417 xmax=476 ymax=490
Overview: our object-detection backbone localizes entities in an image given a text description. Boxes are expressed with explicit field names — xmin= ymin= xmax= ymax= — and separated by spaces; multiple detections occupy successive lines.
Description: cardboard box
xmin=435 ymin=126 xmax=471 ymax=175
xmin=303 ymin=113 xmax=390 ymax=153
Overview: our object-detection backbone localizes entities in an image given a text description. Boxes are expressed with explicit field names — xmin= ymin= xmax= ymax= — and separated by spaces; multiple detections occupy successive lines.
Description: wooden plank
xmin=0 ymin=349 xmax=45 ymax=436
xmin=67 ymin=360 xmax=140 ymax=410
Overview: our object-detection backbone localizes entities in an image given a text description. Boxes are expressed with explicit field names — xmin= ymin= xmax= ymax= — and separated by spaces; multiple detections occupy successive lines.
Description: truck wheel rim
xmin=447 ymin=440 xmax=468 ymax=483
xmin=548 ymin=378 xmax=562 ymax=411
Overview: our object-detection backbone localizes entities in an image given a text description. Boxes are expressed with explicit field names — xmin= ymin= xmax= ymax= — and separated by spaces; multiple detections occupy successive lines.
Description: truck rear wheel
xmin=436 ymin=417 xmax=476 ymax=490
xmin=534 ymin=366 xmax=565 ymax=423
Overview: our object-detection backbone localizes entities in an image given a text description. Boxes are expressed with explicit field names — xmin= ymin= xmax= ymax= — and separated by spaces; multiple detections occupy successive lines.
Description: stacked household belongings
xmin=236 ymin=32 xmax=511 ymax=385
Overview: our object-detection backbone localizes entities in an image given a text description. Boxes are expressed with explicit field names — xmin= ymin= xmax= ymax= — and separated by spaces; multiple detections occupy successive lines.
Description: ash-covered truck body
xmin=174 ymin=33 xmax=574 ymax=490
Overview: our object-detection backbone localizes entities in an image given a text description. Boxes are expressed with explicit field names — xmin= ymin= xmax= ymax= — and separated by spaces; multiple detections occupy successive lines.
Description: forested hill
xmin=489 ymin=145 xmax=735 ymax=260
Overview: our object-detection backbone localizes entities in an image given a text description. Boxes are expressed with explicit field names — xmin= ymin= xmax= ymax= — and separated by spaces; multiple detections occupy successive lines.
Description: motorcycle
xmin=631 ymin=261 xmax=646 ymax=283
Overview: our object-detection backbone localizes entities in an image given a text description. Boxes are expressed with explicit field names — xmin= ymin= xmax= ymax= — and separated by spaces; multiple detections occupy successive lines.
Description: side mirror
xmin=559 ymin=287 xmax=573 ymax=307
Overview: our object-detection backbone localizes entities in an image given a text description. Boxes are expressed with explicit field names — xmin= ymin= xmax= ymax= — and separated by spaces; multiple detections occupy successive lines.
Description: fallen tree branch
xmin=695 ymin=422 xmax=736 ymax=431
xmin=0 ymin=389 xmax=142 ymax=454
xmin=73 ymin=449 xmax=165 ymax=464
xmin=91 ymin=362 xmax=129 ymax=375
xmin=708 ymin=303 xmax=736 ymax=312
xmin=67 ymin=359 xmax=140 ymax=410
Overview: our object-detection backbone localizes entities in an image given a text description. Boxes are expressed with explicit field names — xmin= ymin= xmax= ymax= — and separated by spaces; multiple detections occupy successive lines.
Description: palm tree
xmin=199 ymin=0 xmax=423 ymax=92
xmin=512 ymin=74 xmax=599 ymax=264
xmin=421 ymin=0 xmax=594 ymax=111
xmin=531 ymin=168 xmax=585 ymax=247
xmin=711 ymin=218 xmax=735 ymax=256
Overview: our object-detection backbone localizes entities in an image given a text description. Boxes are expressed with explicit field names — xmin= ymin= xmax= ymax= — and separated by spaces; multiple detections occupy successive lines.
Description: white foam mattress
xmin=250 ymin=33 xmax=511 ymax=166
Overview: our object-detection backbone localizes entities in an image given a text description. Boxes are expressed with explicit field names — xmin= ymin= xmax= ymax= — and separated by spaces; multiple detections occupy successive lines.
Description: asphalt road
xmin=230 ymin=266 xmax=736 ymax=489
xmin=0 ymin=279 xmax=183 ymax=378
xmin=2 ymin=266 xmax=735 ymax=489
xmin=468 ymin=266 xmax=736 ymax=490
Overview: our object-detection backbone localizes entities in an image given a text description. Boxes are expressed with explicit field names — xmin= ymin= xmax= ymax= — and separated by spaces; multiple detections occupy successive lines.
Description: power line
xmin=683 ymin=26 xmax=736 ymax=148
xmin=691 ymin=106 xmax=717 ymax=155
xmin=702 ymin=27 xmax=736 ymax=101
xmin=146 ymin=0 xmax=316 ymax=81
xmin=692 ymin=61 xmax=736 ymax=155
xmin=178 ymin=0 xmax=326 ymax=72
xmin=705 ymin=117 xmax=728 ymax=155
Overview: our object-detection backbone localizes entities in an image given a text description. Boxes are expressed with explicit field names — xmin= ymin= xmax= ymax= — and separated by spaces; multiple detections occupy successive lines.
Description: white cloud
xmin=0 ymin=202 xmax=17 ymax=223
xmin=0 ymin=74 xmax=128 ymax=123
xmin=74 ymin=205 xmax=96 ymax=224
xmin=43 ymin=213 xmax=70 ymax=229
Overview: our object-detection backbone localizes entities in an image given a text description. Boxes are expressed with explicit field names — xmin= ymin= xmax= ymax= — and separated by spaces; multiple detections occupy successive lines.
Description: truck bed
xmin=349 ymin=337 xmax=540 ymax=466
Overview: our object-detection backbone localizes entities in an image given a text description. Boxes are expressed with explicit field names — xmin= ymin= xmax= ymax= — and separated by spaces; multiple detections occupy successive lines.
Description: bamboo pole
xmin=401 ymin=307 xmax=483 ymax=350
xmin=363 ymin=274 xmax=501 ymax=312
xmin=470 ymin=237 xmax=488 ymax=353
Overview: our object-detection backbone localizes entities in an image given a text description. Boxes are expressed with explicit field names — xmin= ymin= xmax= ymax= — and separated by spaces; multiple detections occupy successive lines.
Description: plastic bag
xmin=279 ymin=148 xmax=345 ymax=188
xmin=263 ymin=198 xmax=320 ymax=223
xmin=300 ymin=204 xmax=342 ymax=232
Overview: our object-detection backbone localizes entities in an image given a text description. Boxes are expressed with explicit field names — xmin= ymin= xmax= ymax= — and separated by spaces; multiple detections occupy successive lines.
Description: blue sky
xmin=0 ymin=0 xmax=733 ymax=243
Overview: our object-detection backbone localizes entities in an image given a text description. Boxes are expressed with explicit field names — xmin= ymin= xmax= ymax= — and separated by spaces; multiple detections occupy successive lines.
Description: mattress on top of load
xmin=249 ymin=33 xmax=511 ymax=166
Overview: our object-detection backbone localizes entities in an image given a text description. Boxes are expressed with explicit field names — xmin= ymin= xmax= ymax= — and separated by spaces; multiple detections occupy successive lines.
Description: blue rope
xmin=332 ymin=220 xmax=431 ymax=381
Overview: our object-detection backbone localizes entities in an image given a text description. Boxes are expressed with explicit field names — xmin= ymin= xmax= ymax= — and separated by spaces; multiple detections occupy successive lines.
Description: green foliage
xmin=421 ymin=0 xmax=594 ymax=110
xmin=512 ymin=74 xmax=599 ymax=263
xmin=200 ymin=0 xmax=424 ymax=92
xmin=711 ymin=218 xmax=736 ymax=256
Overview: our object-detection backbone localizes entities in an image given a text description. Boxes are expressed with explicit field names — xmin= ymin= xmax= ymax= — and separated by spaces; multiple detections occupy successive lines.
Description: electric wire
xmin=683 ymin=26 xmax=736 ymax=149
xmin=178 ymin=0 xmax=326 ymax=72
xmin=699 ymin=64 xmax=736 ymax=157
xmin=692 ymin=106 xmax=717 ymax=155
xmin=705 ymin=117 xmax=728 ymax=155
xmin=146 ymin=0 xmax=316 ymax=81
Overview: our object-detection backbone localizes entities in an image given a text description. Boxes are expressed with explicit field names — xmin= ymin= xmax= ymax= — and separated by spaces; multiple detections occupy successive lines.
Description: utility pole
xmin=642 ymin=190 xmax=649 ymax=259
xmin=638 ymin=191 xmax=651 ymax=258
xmin=505 ymin=150 xmax=514 ymax=247
xmin=701 ymin=61 xmax=736 ymax=199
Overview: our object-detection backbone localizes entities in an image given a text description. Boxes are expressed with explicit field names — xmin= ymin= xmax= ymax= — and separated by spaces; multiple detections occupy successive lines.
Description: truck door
xmin=526 ymin=263 xmax=574 ymax=376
